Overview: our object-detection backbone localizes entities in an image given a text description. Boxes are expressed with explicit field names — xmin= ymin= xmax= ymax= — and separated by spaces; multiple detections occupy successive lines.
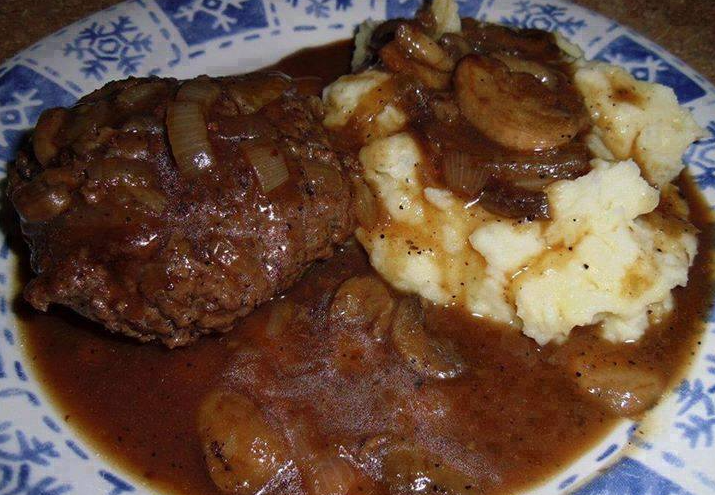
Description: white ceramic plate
xmin=1 ymin=0 xmax=714 ymax=493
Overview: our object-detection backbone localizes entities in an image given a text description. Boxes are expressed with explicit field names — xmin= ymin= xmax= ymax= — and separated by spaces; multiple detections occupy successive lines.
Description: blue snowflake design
xmin=573 ymin=457 xmax=692 ymax=495
xmin=0 ymin=90 xmax=40 ymax=149
xmin=0 ymin=421 xmax=70 ymax=495
xmin=674 ymin=355 xmax=715 ymax=449
xmin=156 ymin=0 xmax=268 ymax=46
xmin=63 ymin=16 xmax=152 ymax=80
xmin=386 ymin=0 xmax=481 ymax=22
xmin=287 ymin=0 xmax=354 ymax=19
xmin=684 ymin=121 xmax=715 ymax=189
xmin=500 ymin=0 xmax=585 ymax=35
xmin=595 ymin=36 xmax=706 ymax=104
xmin=176 ymin=0 xmax=253 ymax=31
xmin=0 ymin=65 xmax=75 ymax=163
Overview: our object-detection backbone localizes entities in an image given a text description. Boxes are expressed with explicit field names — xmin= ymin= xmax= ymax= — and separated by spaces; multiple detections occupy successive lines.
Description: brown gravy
xmin=17 ymin=40 xmax=714 ymax=495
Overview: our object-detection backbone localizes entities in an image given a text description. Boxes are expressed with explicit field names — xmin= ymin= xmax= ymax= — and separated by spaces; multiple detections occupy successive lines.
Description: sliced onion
xmin=166 ymin=101 xmax=215 ymax=176
xmin=509 ymin=176 xmax=557 ymax=191
xmin=116 ymin=81 xmax=166 ymax=108
xmin=303 ymin=162 xmax=343 ymax=194
xmin=33 ymin=108 xmax=68 ymax=166
xmin=442 ymin=150 xmax=489 ymax=198
xmin=479 ymin=180 xmax=549 ymax=219
xmin=240 ymin=140 xmax=289 ymax=194
xmin=352 ymin=178 xmax=378 ymax=228
xmin=176 ymin=78 xmax=221 ymax=108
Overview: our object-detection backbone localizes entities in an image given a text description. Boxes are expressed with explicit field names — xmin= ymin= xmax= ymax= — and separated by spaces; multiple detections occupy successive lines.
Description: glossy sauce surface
xmin=18 ymin=40 xmax=714 ymax=495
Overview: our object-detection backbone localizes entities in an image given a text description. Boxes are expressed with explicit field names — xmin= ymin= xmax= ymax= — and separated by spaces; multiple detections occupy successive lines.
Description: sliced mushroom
xmin=198 ymin=390 xmax=293 ymax=495
xmin=329 ymin=275 xmax=395 ymax=339
xmin=368 ymin=439 xmax=476 ymax=495
xmin=352 ymin=178 xmax=379 ymax=229
xmin=570 ymin=357 xmax=665 ymax=417
xmin=492 ymin=53 xmax=557 ymax=90
xmin=304 ymin=456 xmax=360 ymax=495
xmin=391 ymin=297 xmax=464 ymax=380
xmin=380 ymin=41 xmax=451 ymax=90
xmin=454 ymin=55 xmax=588 ymax=151
xmin=478 ymin=179 xmax=550 ymax=219
xmin=395 ymin=24 xmax=455 ymax=72
xmin=225 ymin=72 xmax=293 ymax=114
xmin=460 ymin=20 xmax=561 ymax=60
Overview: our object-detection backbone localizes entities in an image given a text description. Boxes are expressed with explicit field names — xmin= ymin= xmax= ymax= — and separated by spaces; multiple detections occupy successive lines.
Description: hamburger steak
xmin=9 ymin=73 xmax=354 ymax=347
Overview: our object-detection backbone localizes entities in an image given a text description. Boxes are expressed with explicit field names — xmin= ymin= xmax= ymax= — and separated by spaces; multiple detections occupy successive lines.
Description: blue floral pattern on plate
xmin=64 ymin=16 xmax=153 ymax=79
xmin=500 ymin=0 xmax=586 ymax=34
xmin=0 ymin=66 xmax=75 ymax=163
xmin=595 ymin=35 xmax=707 ymax=104
xmin=574 ymin=457 xmax=693 ymax=495
xmin=155 ymin=0 xmax=269 ymax=45
xmin=0 ymin=0 xmax=714 ymax=493
xmin=386 ymin=0 xmax=482 ymax=19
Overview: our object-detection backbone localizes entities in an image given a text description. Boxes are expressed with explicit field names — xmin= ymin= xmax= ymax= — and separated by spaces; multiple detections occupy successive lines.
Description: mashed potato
xmin=574 ymin=62 xmax=706 ymax=188
xmin=323 ymin=17 xmax=702 ymax=345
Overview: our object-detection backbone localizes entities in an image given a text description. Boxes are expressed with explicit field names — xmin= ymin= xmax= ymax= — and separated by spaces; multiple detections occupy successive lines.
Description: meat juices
xmin=9 ymin=73 xmax=354 ymax=347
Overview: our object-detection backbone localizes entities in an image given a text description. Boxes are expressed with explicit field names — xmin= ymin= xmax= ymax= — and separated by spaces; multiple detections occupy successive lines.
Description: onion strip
xmin=442 ymin=150 xmax=489 ymax=198
xmin=116 ymin=81 xmax=166 ymax=108
xmin=176 ymin=78 xmax=221 ymax=108
xmin=166 ymin=101 xmax=215 ymax=176
xmin=240 ymin=140 xmax=289 ymax=194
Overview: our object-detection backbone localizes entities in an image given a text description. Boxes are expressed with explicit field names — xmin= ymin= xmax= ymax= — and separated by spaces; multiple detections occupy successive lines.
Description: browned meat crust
xmin=9 ymin=74 xmax=354 ymax=347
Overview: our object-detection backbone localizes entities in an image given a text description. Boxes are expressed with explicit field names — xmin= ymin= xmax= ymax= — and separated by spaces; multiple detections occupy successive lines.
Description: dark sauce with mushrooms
xmin=18 ymin=40 xmax=714 ymax=495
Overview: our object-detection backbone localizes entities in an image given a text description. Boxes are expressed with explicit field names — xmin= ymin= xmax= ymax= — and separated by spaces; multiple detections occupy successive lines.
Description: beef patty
xmin=9 ymin=73 xmax=354 ymax=347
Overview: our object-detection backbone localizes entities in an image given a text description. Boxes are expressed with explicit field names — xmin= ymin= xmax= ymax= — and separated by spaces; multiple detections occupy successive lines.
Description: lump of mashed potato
xmin=575 ymin=62 xmax=706 ymax=188
xmin=323 ymin=70 xmax=407 ymax=143
xmin=515 ymin=160 xmax=696 ymax=344
xmin=323 ymin=11 xmax=702 ymax=345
